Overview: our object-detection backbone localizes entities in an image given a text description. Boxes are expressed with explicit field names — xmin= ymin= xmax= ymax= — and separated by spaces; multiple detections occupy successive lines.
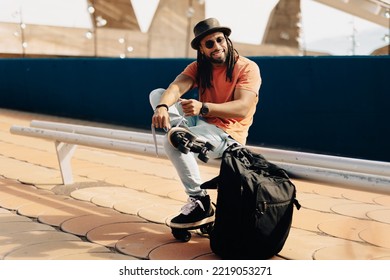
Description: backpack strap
xmin=200 ymin=176 xmax=219 ymax=189
xmin=293 ymin=198 xmax=301 ymax=210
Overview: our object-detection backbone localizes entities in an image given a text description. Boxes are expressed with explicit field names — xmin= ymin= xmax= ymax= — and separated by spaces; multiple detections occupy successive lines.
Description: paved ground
xmin=1 ymin=108 xmax=390 ymax=260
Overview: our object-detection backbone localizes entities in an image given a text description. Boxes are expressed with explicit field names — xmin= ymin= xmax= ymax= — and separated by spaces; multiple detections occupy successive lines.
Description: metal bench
xmin=10 ymin=120 xmax=166 ymax=184
xmin=10 ymin=120 xmax=390 ymax=194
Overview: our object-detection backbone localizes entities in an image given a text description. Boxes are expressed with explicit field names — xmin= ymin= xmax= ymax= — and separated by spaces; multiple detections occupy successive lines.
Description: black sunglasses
xmin=204 ymin=36 xmax=225 ymax=49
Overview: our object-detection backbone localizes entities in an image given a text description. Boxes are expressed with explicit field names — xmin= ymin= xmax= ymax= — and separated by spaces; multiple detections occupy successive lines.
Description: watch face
xmin=201 ymin=104 xmax=209 ymax=115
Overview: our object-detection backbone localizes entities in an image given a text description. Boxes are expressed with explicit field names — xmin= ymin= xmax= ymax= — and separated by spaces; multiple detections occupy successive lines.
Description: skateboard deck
xmin=167 ymin=127 xmax=216 ymax=163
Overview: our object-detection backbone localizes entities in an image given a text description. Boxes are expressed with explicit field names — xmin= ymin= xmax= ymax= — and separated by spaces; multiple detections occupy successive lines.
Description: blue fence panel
xmin=0 ymin=56 xmax=388 ymax=162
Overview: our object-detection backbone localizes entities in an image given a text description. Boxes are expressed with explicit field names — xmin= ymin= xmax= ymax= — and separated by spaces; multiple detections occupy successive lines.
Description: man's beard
xmin=207 ymin=51 xmax=226 ymax=65
xmin=209 ymin=56 xmax=225 ymax=64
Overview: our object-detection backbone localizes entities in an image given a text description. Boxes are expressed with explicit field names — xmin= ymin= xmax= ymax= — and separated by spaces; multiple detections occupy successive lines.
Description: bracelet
xmin=155 ymin=104 xmax=169 ymax=111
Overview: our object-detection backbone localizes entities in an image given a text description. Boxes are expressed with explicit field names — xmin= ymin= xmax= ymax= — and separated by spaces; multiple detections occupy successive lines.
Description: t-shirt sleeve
xmin=236 ymin=62 xmax=262 ymax=97
xmin=181 ymin=61 xmax=198 ymax=87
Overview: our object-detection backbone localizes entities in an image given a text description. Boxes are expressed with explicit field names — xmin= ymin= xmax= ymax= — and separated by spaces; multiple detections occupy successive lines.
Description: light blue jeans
xmin=150 ymin=88 xmax=237 ymax=197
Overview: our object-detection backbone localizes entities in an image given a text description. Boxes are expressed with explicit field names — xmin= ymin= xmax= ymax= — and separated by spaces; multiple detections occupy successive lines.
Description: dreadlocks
xmin=196 ymin=35 xmax=239 ymax=94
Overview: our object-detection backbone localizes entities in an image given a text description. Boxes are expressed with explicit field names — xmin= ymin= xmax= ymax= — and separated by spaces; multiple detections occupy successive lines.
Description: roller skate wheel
xmin=172 ymin=228 xmax=191 ymax=242
xmin=200 ymin=223 xmax=214 ymax=234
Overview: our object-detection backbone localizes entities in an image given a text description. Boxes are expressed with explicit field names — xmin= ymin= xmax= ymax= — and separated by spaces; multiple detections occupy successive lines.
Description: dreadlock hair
xmin=196 ymin=35 xmax=239 ymax=94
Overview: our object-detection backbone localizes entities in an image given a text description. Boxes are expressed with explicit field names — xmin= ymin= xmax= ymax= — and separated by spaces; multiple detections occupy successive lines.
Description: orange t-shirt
xmin=182 ymin=56 xmax=261 ymax=144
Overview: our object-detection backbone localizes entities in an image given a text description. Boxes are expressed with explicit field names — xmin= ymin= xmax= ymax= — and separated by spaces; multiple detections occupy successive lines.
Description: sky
xmin=299 ymin=0 xmax=389 ymax=55
xmin=0 ymin=0 xmax=388 ymax=55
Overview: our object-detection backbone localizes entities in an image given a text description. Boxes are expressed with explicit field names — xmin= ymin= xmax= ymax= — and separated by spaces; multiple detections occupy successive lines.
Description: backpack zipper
xmin=256 ymin=199 xmax=292 ymax=216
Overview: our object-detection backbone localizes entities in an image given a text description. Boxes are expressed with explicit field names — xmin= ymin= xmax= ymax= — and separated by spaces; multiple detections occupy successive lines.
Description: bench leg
xmin=55 ymin=141 xmax=77 ymax=185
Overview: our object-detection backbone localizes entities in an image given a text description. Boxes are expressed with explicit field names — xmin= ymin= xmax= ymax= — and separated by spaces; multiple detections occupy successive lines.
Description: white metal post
xmin=55 ymin=141 xmax=77 ymax=185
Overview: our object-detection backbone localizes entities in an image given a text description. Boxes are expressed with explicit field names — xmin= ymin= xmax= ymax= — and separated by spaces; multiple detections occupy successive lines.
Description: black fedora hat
xmin=191 ymin=18 xmax=231 ymax=50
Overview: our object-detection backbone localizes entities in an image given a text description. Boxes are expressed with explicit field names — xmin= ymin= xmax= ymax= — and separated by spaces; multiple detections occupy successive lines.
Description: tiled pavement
xmin=1 ymin=108 xmax=390 ymax=260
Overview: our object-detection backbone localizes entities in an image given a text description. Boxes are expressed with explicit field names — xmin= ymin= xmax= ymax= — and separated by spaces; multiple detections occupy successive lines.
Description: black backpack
xmin=201 ymin=144 xmax=301 ymax=259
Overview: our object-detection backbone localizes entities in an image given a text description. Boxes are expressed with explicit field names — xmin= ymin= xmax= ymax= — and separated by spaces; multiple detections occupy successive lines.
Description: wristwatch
xmin=200 ymin=103 xmax=209 ymax=116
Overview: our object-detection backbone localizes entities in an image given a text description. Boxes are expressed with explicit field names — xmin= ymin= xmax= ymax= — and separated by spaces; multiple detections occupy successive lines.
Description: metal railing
xmin=10 ymin=120 xmax=390 ymax=194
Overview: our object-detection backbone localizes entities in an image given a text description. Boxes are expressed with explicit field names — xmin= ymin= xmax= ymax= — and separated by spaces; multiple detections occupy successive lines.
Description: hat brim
xmin=190 ymin=27 xmax=231 ymax=50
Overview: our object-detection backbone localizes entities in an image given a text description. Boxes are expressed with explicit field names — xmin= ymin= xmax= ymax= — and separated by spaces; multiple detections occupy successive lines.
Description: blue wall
xmin=1 ymin=56 xmax=389 ymax=162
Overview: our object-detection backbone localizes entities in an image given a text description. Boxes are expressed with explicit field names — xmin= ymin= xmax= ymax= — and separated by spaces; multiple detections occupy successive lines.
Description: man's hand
xmin=152 ymin=107 xmax=171 ymax=130
xmin=180 ymin=99 xmax=202 ymax=116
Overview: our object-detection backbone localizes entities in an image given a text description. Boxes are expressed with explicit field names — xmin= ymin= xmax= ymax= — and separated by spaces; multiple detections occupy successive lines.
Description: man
xmin=150 ymin=18 xmax=261 ymax=229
